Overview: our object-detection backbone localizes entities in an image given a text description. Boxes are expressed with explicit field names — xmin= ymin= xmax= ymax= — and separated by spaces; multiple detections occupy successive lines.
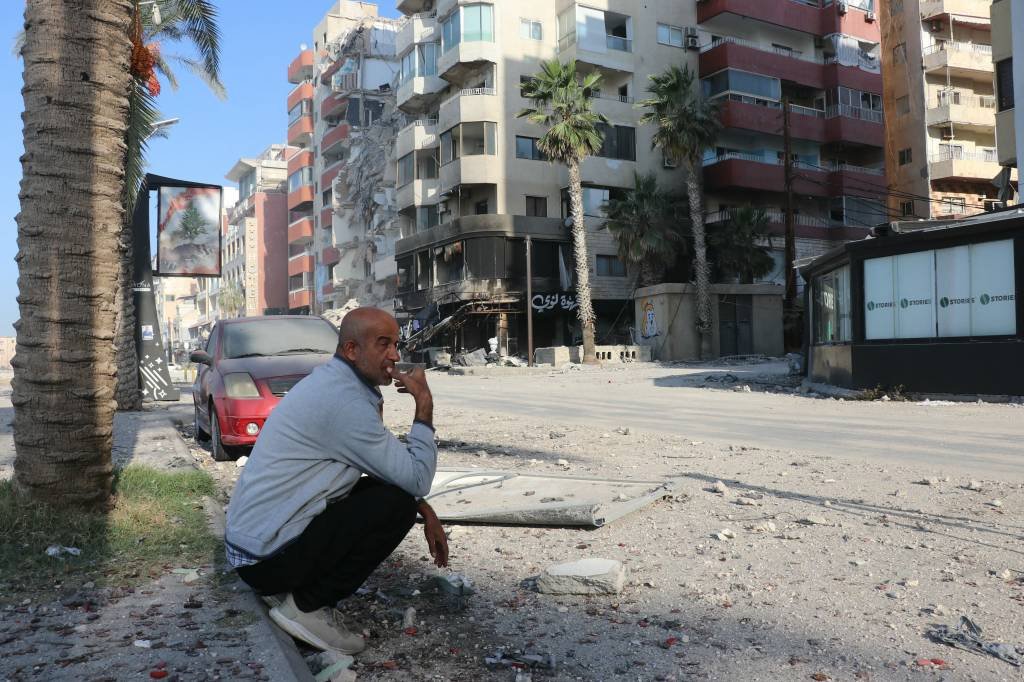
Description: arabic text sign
xmin=531 ymin=293 xmax=579 ymax=313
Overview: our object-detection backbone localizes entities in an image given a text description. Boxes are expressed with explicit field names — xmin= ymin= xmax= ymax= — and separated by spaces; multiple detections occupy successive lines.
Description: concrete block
xmin=537 ymin=558 xmax=626 ymax=595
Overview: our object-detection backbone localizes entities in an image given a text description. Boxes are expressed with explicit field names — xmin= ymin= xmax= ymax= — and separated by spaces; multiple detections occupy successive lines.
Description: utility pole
xmin=782 ymin=97 xmax=798 ymax=350
xmin=526 ymin=236 xmax=534 ymax=366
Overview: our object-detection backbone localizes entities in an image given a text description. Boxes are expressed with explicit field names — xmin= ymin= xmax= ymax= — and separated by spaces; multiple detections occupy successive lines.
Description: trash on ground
xmin=45 ymin=545 xmax=81 ymax=558
xmin=926 ymin=616 xmax=1024 ymax=667
xmin=537 ymin=558 xmax=626 ymax=595
xmin=485 ymin=649 xmax=556 ymax=670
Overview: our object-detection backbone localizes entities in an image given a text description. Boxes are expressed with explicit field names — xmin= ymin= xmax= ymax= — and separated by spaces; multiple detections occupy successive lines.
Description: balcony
xmin=374 ymin=254 xmax=398 ymax=282
xmin=287 ymin=115 xmax=314 ymax=147
xmin=288 ymin=289 xmax=313 ymax=310
xmin=396 ymin=13 xmax=437 ymax=55
xmin=557 ymin=33 xmax=635 ymax=75
xmin=573 ymin=155 xmax=635 ymax=189
xmin=322 ymin=158 xmax=344 ymax=189
xmin=321 ymin=123 xmax=351 ymax=161
xmin=397 ymin=75 xmax=447 ymax=112
xmin=587 ymin=92 xmax=636 ymax=120
xmin=823 ymin=104 xmax=884 ymax=147
xmin=287 ymin=82 xmax=314 ymax=111
xmin=698 ymin=0 xmax=880 ymax=44
xmin=923 ymin=42 xmax=993 ymax=81
xmin=438 ymin=87 xmax=500 ymax=131
xmin=396 ymin=214 xmax=569 ymax=259
xmin=288 ymin=49 xmax=314 ymax=84
xmin=920 ymin=0 xmax=992 ymax=21
xmin=828 ymin=163 xmax=886 ymax=196
xmin=287 ymin=217 xmax=314 ymax=244
xmin=928 ymin=150 xmax=1002 ymax=182
xmin=320 ymin=207 xmax=334 ymax=230
xmin=288 ymin=254 xmax=315 ymax=278
xmin=926 ymin=94 xmax=996 ymax=134
xmin=397 ymin=178 xmax=440 ymax=211
xmin=287 ymin=150 xmax=313 ymax=175
xmin=397 ymin=0 xmax=432 ymax=14
xmin=287 ymin=185 xmax=314 ymax=211
xmin=716 ymin=96 xmax=825 ymax=143
xmin=439 ymin=156 xmax=499 ymax=195
xmin=322 ymin=246 xmax=341 ymax=266
xmin=702 ymin=153 xmax=829 ymax=196
xmin=321 ymin=94 xmax=349 ymax=123
xmin=705 ymin=208 xmax=869 ymax=241
xmin=437 ymin=41 xmax=500 ymax=81
xmin=396 ymin=118 xmax=439 ymax=158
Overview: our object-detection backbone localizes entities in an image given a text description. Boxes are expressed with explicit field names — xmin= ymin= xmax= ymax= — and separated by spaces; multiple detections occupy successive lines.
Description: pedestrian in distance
xmin=225 ymin=307 xmax=448 ymax=654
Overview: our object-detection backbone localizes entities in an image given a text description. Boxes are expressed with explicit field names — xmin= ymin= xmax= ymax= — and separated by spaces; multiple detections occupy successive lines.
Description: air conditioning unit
xmin=837 ymin=1 xmax=847 ymax=15
xmin=438 ymin=200 xmax=449 ymax=212
xmin=686 ymin=35 xmax=700 ymax=49
xmin=866 ymin=11 xmax=876 ymax=22
xmin=684 ymin=26 xmax=698 ymax=37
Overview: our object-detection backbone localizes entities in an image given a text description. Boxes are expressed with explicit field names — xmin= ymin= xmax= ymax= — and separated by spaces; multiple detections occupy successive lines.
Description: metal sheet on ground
xmin=426 ymin=468 xmax=674 ymax=527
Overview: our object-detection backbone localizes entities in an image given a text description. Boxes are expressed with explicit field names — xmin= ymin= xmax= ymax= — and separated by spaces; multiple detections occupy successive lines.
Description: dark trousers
xmin=237 ymin=477 xmax=418 ymax=612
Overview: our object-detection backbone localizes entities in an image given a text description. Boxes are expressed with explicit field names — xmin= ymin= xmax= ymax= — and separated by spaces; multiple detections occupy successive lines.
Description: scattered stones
xmin=797 ymin=516 xmax=831 ymax=526
xmin=712 ymin=529 xmax=736 ymax=541
xmin=537 ymin=558 xmax=626 ymax=595
xmin=615 ymin=427 xmax=631 ymax=435
xmin=989 ymin=499 xmax=1004 ymax=508
xmin=964 ymin=480 xmax=984 ymax=491
xmin=749 ymin=521 xmax=777 ymax=533
xmin=549 ymin=432 xmax=566 ymax=440
xmin=851 ymin=559 xmax=868 ymax=567
xmin=402 ymin=606 xmax=416 ymax=629
xmin=915 ymin=478 xmax=939 ymax=486
xmin=235 ymin=455 xmax=248 ymax=468
xmin=709 ymin=480 xmax=729 ymax=495
xmin=556 ymin=459 xmax=570 ymax=469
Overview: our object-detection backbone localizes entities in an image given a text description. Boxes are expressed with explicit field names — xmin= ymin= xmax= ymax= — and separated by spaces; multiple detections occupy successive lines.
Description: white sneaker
xmin=269 ymin=594 xmax=366 ymax=654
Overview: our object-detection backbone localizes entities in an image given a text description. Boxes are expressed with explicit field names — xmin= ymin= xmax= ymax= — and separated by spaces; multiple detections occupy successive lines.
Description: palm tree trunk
xmin=686 ymin=162 xmax=713 ymax=359
xmin=568 ymin=160 xmax=597 ymax=364
xmin=115 ymin=223 xmax=142 ymax=411
xmin=13 ymin=0 xmax=134 ymax=508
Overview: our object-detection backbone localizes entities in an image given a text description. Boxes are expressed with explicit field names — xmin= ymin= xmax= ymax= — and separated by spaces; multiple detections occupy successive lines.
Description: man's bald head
xmin=336 ymin=307 xmax=402 ymax=386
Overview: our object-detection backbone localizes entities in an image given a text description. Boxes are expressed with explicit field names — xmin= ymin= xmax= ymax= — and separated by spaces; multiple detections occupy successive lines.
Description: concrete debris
xmin=555 ymin=459 xmax=570 ymax=469
xmin=965 ymin=480 xmax=984 ymax=491
xmin=402 ymin=606 xmax=416 ymax=629
xmin=455 ymin=348 xmax=489 ymax=367
xmin=733 ymin=384 xmax=752 ymax=393
xmin=549 ymin=431 xmax=566 ymax=439
xmin=851 ymin=559 xmax=868 ymax=567
xmin=990 ymin=499 xmax=1004 ymax=508
xmin=485 ymin=650 xmax=556 ymax=671
xmin=916 ymin=477 xmax=939 ymax=486
xmin=615 ymin=427 xmax=631 ymax=435
xmin=927 ymin=616 xmax=1024 ymax=667
xmin=235 ymin=455 xmax=248 ymax=468
xmin=709 ymin=480 xmax=729 ymax=495
xmin=712 ymin=529 xmax=736 ymax=541
xmin=314 ymin=651 xmax=356 ymax=682
xmin=748 ymin=521 xmax=777 ymax=533
xmin=537 ymin=558 xmax=626 ymax=595
xmin=797 ymin=516 xmax=831 ymax=526
xmin=735 ymin=496 xmax=759 ymax=506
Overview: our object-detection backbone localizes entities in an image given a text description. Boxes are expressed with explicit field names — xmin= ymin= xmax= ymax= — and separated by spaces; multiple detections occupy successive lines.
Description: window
xmin=898 ymin=147 xmax=912 ymax=165
xmin=519 ymin=74 xmax=537 ymax=95
xmin=441 ymin=10 xmax=461 ymax=52
xmin=399 ymin=43 xmax=438 ymax=84
xmin=238 ymin=170 xmax=256 ymax=199
xmin=657 ymin=23 xmax=684 ymax=48
xmin=525 ymin=196 xmax=547 ymax=217
xmin=515 ymin=136 xmax=545 ymax=160
xmin=288 ymin=99 xmax=312 ymax=125
xmin=900 ymin=200 xmax=914 ymax=216
xmin=702 ymin=69 xmax=782 ymax=101
xmin=896 ymin=95 xmax=910 ymax=116
xmin=416 ymin=150 xmax=438 ymax=180
xmin=596 ymin=255 xmax=627 ymax=277
xmin=440 ymin=122 xmax=498 ymax=164
xmin=997 ymin=58 xmax=1014 ymax=111
xmin=287 ymin=167 xmax=313 ymax=193
xmin=580 ymin=187 xmax=611 ymax=216
xmin=812 ymin=265 xmax=851 ymax=344
xmin=595 ymin=124 xmax=636 ymax=161
xmin=397 ymin=256 xmax=413 ymax=291
xmin=937 ymin=143 xmax=962 ymax=160
xmin=940 ymin=196 xmax=966 ymax=215
xmin=397 ymin=153 xmax=414 ymax=186
xmin=417 ymin=205 xmax=440 ymax=231
xmin=474 ymin=200 xmax=489 ymax=215
xmin=520 ymin=19 xmax=542 ymax=40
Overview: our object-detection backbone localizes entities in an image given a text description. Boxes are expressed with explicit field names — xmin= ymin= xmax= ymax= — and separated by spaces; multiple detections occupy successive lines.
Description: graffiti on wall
xmin=640 ymin=300 xmax=659 ymax=339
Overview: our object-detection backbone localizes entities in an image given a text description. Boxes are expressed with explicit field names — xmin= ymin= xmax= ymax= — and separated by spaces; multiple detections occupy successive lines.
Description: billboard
xmin=157 ymin=186 xmax=222 ymax=276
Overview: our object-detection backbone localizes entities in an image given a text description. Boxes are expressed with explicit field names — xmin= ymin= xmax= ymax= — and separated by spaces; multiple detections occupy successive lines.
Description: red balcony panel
xmin=287 ymin=150 xmax=314 ymax=175
xmin=287 ymin=116 xmax=314 ymax=146
xmin=320 ymin=207 xmax=333 ymax=229
xmin=321 ymin=123 xmax=351 ymax=156
xmin=824 ymin=115 xmax=884 ymax=148
xmin=823 ymin=63 xmax=882 ymax=95
xmin=289 ymin=289 xmax=313 ymax=310
xmin=698 ymin=0 xmax=821 ymax=35
xmin=700 ymin=41 xmax=823 ymax=90
xmin=830 ymin=10 xmax=881 ymax=43
xmin=828 ymin=168 xmax=887 ymax=197
xmin=751 ymin=217 xmax=871 ymax=242
xmin=287 ymin=82 xmax=314 ymax=111
xmin=287 ymin=185 xmax=315 ymax=211
xmin=287 ymin=217 xmax=314 ymax=244
xmin=321 ymin=163 xmax=344 ymax=189
xmin=703 ymin=158 xmax=829 ymax=197
xmin=322 ymin=246 xmax=341 ymax=266
xmin=323 ymin=282 xmax=335 ymax=296
xmin=718 ymin=99 xmax=825 ymax=143
xmin=320 ymin=58 xmax=342 ymax=86
xmin=288 ymin=255 xmax=315 ymax=277
xmin=287 ymin=49 xmax=314 ymax=84
xmin=321 ymin=94 xmax=348 ymax=121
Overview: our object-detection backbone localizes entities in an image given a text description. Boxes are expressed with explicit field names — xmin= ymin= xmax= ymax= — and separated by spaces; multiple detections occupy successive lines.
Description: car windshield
xmin=222 ymin=318 xmax=338 ymax=359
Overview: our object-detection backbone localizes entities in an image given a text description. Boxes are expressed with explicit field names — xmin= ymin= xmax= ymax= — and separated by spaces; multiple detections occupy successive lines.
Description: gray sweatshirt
xmin=225 ymin=356 xmax=437 ymax=561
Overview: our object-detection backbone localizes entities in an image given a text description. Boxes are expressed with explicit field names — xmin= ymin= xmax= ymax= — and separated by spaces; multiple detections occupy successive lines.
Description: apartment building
xmin=394 ymin=0 xmax=690 ymax=352
xmin=880 ymin=0 xmax=1005 ymax=219
xmin=187 ymin=187 xmax=238 ymax=340
xmin=698 ymin=0 xmax=888 ymax=266
xmin=152 ymin=275 xmax=197 ymax=362
xmin=992 ymin=0 xmax=1024 ymax=175
xmin=286 ymin=1 xmax=401 ymax=315
xmin=224 ymin=144 xmax=291 ymax=317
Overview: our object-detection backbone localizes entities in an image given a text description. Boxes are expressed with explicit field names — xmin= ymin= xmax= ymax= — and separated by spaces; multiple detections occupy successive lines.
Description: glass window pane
xmin=485 ymin=121 xmax=496 ymax=154
xmin=671 ymin=28 xmax=684 ymax=47
xmin=532 ymin=21 xmax=542 ymax=40
xmin=657 ymin=24 xmax=670 ymax=44
xmin=481 ymin=5 xmax=493 ymax=41
xmin=516 ymin=136 xmax=532 ymax=159
xmin=463 ymin=5 xmax=481 ymax=42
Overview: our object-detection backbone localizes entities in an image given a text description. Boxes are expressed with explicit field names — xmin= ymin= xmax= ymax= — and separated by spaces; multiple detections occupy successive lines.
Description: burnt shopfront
xmin=801 ymin=213 xmax=1024 ymax=395
xmin=395 ymin=215 xmax=582 ymax=357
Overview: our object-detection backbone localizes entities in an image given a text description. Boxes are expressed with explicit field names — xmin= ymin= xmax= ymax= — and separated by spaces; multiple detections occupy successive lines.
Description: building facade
xmin=992 ymin=0 xmax=1024 ymax=175
xmin=880 ymin=0 xmax=1006 ymax=220
xmin=186 ymin=187 xmax=238 ymax=342
xmin=224 ymin=144 xmax=292 ymax=317
xmin=287 ymin=1 xmax=402 ymax=315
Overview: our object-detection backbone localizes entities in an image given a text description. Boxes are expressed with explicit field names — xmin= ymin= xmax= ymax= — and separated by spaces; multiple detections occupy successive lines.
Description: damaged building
xmin=286 ymin=1 xmax=402 ymax=315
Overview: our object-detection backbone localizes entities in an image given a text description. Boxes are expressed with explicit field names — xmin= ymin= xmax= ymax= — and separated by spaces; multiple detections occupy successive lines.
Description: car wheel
xmin=194 ymin=404 xmax=210 ymax=442
xmin=209 ymin=407 xmax=235 ymax=462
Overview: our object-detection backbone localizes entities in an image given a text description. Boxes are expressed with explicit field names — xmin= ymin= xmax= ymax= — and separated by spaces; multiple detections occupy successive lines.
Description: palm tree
xmin=13 ymin=0 xmax=136 ymax=507
xmin=707 ymin=207 xmax=776 ymax=284
xmin=219 ymin=281 xmax=245 ymax=318
xmin=519 ymin=59 xmax=607 ymax=364
xmin=115 ymin=0 xmax=224 ymax=411
xmin=639 ymin=65 xmax=721 ymax=359
xmin=604 ymin=172 xmax=685 ymax=287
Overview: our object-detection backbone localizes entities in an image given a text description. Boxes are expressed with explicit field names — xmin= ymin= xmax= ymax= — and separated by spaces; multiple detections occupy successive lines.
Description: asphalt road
xmin=422 ymin=362 xmax=1024 ymax=480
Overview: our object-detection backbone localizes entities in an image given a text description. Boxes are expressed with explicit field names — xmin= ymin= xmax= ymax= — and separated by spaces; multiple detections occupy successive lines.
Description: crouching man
xmin=225 ymin=307 xmax=448 ymax=654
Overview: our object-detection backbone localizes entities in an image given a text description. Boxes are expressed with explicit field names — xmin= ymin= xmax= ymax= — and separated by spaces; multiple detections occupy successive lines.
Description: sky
xmin=0 ymin=0 xmax=401 ymax=336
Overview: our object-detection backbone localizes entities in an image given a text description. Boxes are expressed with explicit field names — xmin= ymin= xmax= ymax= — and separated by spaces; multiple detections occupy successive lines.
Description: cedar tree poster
xmin=157 ymin=186 xmax=222 ymax=276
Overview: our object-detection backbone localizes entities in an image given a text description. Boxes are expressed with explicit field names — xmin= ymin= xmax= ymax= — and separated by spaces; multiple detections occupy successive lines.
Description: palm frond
xmin=171 ymin=54 xmax=226 ymax=99
xmin=123 ymin=80 xmax=163 ymax=215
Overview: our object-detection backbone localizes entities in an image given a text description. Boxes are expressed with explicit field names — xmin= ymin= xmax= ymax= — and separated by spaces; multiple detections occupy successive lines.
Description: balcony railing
xmin=700 ymin=35 xmax=817 ymax=63
xmin=398 ymin=116 xmax=439 ymax=137
xmin=929 ymin=149 xmax=998 ymax=163
xmin=589 ymin=91 xmax=635 ymax=104
xmin=711 ymin=92 xmax=827 ymax=118
xmin=831 ymin=162 xmax=884 ymax=176
xmin=825 ymin=104 xmax=884 ymax=124
xmin=706 ymin=208 xmax=834 ymax=227
xmin=606 ymin=35 xmax=632 ymax=52
xmin=923 ymin=41 xmax=992 ymax=57
xmin=440 ymin=86 xmax=495 ymax=108
xmin=934 ymin=91 xmax=996 ymax=108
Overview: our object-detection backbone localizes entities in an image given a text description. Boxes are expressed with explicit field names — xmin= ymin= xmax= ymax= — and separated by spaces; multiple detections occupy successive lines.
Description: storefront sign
xmin=531 ymin=292 xmax=579 ymax=313
xmin=863 ymin=256 xmax=895 ymax=340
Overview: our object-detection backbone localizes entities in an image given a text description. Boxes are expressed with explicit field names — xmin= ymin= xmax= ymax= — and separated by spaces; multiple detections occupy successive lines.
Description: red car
xmin=190 ymin=316 xmax=338 ymax=460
